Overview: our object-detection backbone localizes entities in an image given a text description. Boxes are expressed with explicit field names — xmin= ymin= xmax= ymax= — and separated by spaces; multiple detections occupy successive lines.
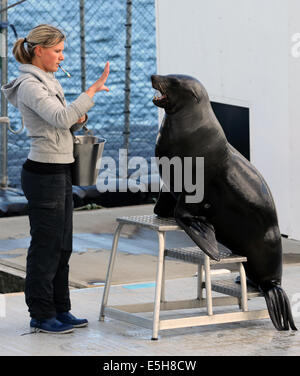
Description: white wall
xmin=155 ymin=0 xmax=300 ymax=239
xmin=288 ymin=0 xmax=300 ymax=239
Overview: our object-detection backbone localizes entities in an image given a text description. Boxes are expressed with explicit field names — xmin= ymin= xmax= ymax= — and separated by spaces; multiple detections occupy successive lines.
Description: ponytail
xmin=13 ymin=38 xmax=33 ymax=64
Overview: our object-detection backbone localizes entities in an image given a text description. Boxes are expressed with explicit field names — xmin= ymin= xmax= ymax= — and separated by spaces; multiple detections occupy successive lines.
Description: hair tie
xmin=23 ymin=38 xmax=27 ymax=43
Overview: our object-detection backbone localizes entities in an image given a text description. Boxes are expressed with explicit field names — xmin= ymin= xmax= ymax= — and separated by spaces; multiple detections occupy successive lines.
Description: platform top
xmin=212 ymin=279 xmax=262 ymax=298
xmin=116 ymin=215 xmax=247 ymax=263
xmin=117 ymin=214 xmax=181 ymax=231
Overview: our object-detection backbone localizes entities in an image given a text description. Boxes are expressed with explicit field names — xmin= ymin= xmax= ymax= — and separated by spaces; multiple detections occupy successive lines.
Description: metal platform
xmin=116 ymin=214 xmax=180 ymax=231
xmin=211 ymin=279 xmax=263 ymax=299
xmin=165 ymin=245 xmax=247 ymax=265
xmin=99 ymin=214 xmax=269 ymax=339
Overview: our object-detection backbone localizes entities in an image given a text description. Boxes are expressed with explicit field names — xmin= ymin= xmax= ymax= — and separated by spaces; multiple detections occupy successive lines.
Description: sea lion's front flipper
xmin=174 ymin=205 xmax=220 ymax=261
xmin=154 ymin=189 xmax=177 ymax=218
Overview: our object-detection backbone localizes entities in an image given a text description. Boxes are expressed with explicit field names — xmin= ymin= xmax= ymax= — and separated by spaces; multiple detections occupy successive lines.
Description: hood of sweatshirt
xmin=1 ymin=64 xmax=64 ymax=108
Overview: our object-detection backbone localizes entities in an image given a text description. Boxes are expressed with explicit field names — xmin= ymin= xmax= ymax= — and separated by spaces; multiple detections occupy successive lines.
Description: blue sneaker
xmin=30 ymin=317 xmax=74 ymax=334
xmin=56 ymin=312 xmax=88 ymax=328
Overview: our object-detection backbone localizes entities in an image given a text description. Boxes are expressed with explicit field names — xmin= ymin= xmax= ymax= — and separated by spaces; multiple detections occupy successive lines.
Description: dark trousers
xmin=21 ymin=168 xmax=73 ymax=320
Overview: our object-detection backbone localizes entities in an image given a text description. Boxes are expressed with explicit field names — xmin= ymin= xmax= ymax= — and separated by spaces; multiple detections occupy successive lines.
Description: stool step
xmin=117 ymin=215 xmax=180 ymax=231
xmin=165 ymin=246 xmax=247 ymax=265
xmin=211 ymin=279 xmax=263 ymax=298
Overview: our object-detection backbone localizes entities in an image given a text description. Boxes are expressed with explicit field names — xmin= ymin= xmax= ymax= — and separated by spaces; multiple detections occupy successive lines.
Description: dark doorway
xmin=211 ymin=102 xmax=250 ymax=161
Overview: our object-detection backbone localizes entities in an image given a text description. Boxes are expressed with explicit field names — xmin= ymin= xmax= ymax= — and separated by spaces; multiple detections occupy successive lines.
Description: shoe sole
xmin=73 ymin=322 xmax=88 ymax=328
xmin=30 ymin=327 xmax=74 ymax=334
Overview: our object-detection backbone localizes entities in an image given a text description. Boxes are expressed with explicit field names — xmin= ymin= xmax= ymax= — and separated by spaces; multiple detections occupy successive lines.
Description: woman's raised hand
xmin=86 ymin=62 xmax=110 ymax=98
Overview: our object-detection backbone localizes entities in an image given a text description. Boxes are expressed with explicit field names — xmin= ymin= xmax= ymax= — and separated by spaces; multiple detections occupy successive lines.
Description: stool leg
xmin=197 ymin=264 xmax=204 ymax=300
xmin=161 ymin=250 xmax=166 ymax=303
xmin=204 ymin=255 xmax=213 ymax=316
xmin=239 ymin=262 xmax=248 ymax=312
xmin=152 ymin=231 xmax=165 ymax=340
xmin=99 ymin=223 xmax=124 ymax=321
xmin=161 ymin=232 xmax=167 ymax=303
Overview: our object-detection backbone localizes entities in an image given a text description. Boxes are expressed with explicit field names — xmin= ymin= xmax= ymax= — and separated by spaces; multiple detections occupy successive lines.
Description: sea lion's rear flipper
xmin=260 ymin=283 xmax=297 ymax=331
xmin=174 ymin=206 xmax=220 ymax=261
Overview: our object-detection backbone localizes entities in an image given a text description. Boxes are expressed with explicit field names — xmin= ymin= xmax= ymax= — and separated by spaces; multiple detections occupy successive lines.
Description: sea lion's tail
xmin=260 ymin=283 xmax=297 ymax=331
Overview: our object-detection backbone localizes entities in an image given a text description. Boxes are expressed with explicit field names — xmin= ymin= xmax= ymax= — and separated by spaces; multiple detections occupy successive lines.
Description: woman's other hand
xmin=70 ymin=114 xmax=87 ymax=132
xmin=77 ymin=114 xmax=87 ymax=123
xmin=86 ymin=62 xmax=110 ymax=98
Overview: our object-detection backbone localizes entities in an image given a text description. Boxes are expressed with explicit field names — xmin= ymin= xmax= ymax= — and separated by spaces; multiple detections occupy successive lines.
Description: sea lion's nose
xmin=151 ymin=74 xmax=161 ymax=82
xmin=151 ymin=75 xmax=163 ymax=89
xmin=151 ymin=75 xmax=158 ymax=87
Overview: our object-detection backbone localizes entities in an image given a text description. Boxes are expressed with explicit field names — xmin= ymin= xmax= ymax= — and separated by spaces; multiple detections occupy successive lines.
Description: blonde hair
xmin=13 ymin=24 xmax=66 ymax=64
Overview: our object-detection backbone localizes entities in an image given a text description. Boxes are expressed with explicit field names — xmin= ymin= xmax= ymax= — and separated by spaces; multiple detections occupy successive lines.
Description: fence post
xmin=0 ymin=0 xmax=8 ymax=188
xmin=123 ymin=0 xmax=132 ymax=155
xmin=79 ymin=0 xmax=86 ymax=92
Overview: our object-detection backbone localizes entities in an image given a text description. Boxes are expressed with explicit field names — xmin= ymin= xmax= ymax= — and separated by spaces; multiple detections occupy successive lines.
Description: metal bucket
xmin=72 ymin=135 xmax=106 ymax=186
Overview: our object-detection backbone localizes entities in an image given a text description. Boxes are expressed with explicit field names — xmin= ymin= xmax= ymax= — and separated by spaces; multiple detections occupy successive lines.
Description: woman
xmin=1 ymin=24 xmax=110 ymax=334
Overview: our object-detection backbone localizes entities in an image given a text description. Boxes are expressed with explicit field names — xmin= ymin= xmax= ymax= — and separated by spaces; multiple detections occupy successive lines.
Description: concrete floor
xmin=0 ymin=204 xmax=300 ymax=356
xmin=1 ymin=268 xmax=300 ymax=356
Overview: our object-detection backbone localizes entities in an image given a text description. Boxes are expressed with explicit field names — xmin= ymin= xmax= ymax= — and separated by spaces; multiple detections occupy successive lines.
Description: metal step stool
xmin=165 ymin=246 xmax=264 ymax=315
xmin=99 ymin=214 xmax=269 ymax=340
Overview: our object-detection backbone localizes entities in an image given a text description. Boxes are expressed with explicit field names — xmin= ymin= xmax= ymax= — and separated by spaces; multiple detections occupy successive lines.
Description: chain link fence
xmin=1 ymin=0 xmax=158 ymax=189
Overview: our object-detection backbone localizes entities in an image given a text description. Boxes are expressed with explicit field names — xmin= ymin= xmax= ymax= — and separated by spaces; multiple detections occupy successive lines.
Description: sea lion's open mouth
xmin=153 ymin=90 xmax=167 ymax=102
xmin=152 ymin=85 xmax=167 ymax=107
xmin=151 ymin=74 xmax=168 ymax=107
xmin=152 ymin=88 xmax=168 ymax=107
xmin=152 ymin=94 xmax=168 ymax=107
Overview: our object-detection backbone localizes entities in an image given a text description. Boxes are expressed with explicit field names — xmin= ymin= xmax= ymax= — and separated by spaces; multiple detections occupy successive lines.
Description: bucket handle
xmin=82 ymin=124 xmax=94 ymax=136
xmin=72 ymin=124 xmax=94 ymax=143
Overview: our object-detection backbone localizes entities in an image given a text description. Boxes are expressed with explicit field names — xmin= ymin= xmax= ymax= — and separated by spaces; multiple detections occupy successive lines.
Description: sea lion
xmin=151 ymin=73 xmax=297 ymax=331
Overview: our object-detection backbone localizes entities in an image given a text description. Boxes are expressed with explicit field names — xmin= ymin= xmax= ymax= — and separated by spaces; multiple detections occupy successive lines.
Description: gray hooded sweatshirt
xmin=1 ymin=64 xmax=94 ymax=163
